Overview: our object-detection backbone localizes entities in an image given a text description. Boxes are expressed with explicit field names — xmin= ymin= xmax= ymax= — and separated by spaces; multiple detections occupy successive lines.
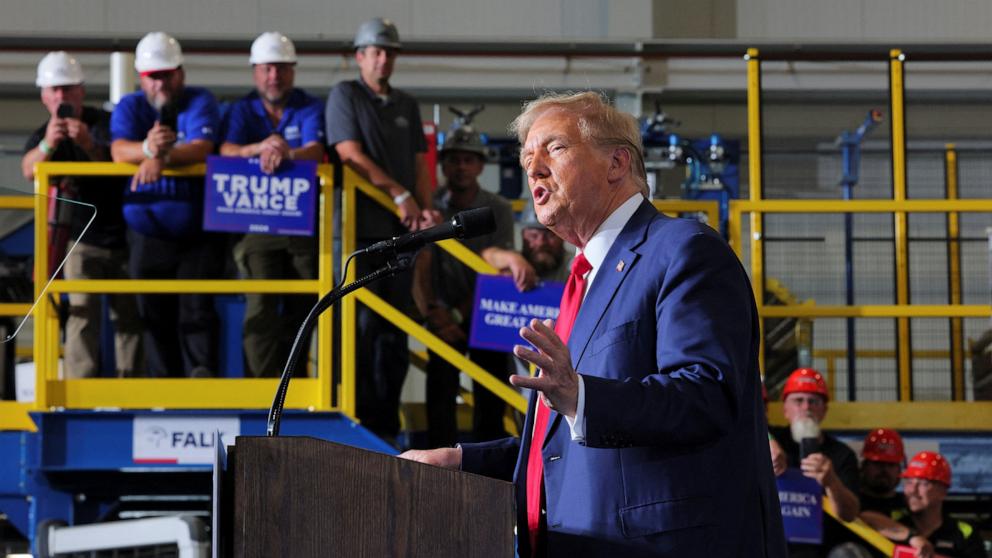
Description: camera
xmin=56 ymin=103 xmax=75 ymax=119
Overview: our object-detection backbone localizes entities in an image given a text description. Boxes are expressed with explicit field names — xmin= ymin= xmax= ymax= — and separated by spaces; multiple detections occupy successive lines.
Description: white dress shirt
xmin=562 ymin=193 xmax=645 ymax=442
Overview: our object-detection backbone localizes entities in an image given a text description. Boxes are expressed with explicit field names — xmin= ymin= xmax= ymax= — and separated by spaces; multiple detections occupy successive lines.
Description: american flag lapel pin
xmin=616 ymin=260 xmax=625 ymax=272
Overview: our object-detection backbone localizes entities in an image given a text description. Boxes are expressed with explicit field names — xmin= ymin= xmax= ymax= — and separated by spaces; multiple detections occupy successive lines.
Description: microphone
xmin=365 ymin=206 xmax=496 ymax=255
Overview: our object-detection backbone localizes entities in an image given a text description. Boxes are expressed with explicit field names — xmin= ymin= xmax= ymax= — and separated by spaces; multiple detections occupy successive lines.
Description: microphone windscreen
xmin=456 ymin=207 xmax=497 ymax=239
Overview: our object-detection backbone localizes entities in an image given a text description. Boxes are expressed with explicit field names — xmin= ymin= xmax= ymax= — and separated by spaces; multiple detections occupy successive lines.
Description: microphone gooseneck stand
xmin=266 ymin=253 xmax=413 ymax=437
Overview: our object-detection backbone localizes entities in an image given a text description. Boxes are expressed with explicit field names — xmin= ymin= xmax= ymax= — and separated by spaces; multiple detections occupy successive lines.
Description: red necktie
xmin=525 ymin=253 xmax=592 ymax=554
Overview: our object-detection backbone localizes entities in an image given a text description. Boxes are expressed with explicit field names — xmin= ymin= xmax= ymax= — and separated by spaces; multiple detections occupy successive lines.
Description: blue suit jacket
xmin=461 ymin=201 xmax=787 ymax=557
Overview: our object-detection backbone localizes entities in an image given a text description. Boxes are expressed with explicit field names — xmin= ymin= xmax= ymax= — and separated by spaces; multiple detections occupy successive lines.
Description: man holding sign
xmin=220 ymin=31 xmax=325 ymax=377
xmin=412 ymin=126 xmax=522 ymax=447
xmin=402 ymin=92 xmax=785 ymax=557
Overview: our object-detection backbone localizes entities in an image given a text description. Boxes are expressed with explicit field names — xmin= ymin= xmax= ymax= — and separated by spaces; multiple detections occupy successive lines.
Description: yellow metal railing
xmin=813 ymin=348 xmax=968 ymax=397
xmin=341 ymin=172 xmax=528 ymax=414
xmin=0 ymin=195 xmax=39 ymax=431
xmin=653 ymin=200 xmax=719 ymax=228
xmin=821 ymin=496 xmax=895 ymax=556
xmin=28 ymin=161 xmax=336 ymax=416
xmin=741 ymin=47 xmax=992 ymax=413
xmin=767 ymin=400 xmax=992 ymax=430
xmin=0 ymin=195 xmax=33 ymax=320
xmin=726 ymin=197 xmax=992 ymax=404
xmin=944 ymin=144 xmax=965 ymax=399
xmin=889 ymin=50 xmax=913 ymax=401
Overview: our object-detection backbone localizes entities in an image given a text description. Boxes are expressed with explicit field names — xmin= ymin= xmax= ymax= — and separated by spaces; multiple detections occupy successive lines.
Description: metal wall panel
xmin=739 ymin=0 xmax=992 ymax=41
xmin=0 ymin=0 xmax=651 ymax=40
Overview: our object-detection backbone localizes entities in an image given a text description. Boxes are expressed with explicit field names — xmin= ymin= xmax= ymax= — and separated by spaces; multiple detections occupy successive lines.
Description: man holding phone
xmin=22 ymin=51 xmax=142 ymax=378
xmin=111 ymin=32 xmax=223 ymax=377
xmin=770 ymin=368 xmax=861 ymax=557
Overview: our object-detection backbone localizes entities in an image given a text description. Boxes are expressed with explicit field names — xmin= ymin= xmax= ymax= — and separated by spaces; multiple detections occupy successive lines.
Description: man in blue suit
xmin=401 ymin=91 xmax=786 ymax=557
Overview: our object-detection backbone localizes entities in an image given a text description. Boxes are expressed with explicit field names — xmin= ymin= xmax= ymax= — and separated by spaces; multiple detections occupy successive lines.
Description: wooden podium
xmin=215 ymin=436 xmax=515 ymax=557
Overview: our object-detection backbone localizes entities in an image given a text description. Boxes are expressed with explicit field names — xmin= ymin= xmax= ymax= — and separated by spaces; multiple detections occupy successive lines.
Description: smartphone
xmin=799 ymin=437 xmax=821 ymax=459
xmin=158 ymin=103 xmax=178 ymax=130
xmin=56 ymin=103 xmax=75 ymax=119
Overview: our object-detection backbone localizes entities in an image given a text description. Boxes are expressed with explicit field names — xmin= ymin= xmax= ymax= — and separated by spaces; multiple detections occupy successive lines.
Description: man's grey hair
xmin=510 ymin=91 xmax=648 ymax=196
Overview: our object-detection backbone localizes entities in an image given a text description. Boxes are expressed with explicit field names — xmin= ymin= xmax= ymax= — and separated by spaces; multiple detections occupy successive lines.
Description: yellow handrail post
xmin=746 ymin=47 xmax=766 ymax=374
xmin=33 ymin=165 xmax=50 ymax=410
xmin=822 ymin=496 xmax=896 ymax=556
xmin=317 ymin=165 xmax=335 ymax=410
xmin=354 ymin=289 xmax=527 ymax=413
xmin=889 ymin=49 xmax=912 ymax=401
xmin=944 ymin=145 xmax=964 ymax=401
xmin=728 ymin=204 xmax=742 ymax=258
xmin=47 ymin=300 xmax=59 ymax=399
xmin=340 ymin=167 xmax=359 ymax=419
xmin=650 ymin=200 xmax=720 ymax=230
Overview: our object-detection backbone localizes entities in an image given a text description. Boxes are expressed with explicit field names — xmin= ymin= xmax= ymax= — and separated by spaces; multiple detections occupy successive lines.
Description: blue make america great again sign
xmin=469 ymin=274 xmax=564 ymax=353
xmin=203 ymin=155 xmax=317 ymax=236
xmin=776 ymin=468 xmax=823 ymax=545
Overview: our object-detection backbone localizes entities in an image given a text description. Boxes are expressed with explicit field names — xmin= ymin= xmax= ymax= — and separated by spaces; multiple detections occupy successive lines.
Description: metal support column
xmin=340 ymin=169 xmax=358 ymax=419
xmin=746 ymin=48 xmax=766 ymax=373
xmin=944 ymin=145 xmax=964 ymax=400
xmin=889 ymin=50 xmax=912 ymax=401
xmin=838 ymin=110 xmax=882 ymax=400
xmin=317 ymin=166 xmax=334 ymax=410
xmin=32 ymin=167 xmax=50 ymax=411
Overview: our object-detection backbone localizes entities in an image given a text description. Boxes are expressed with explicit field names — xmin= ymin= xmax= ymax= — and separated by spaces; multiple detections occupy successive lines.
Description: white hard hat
xmin=36 ymin=51 xmax=84 ymax=87
xmin=250 ymin=31 xmax=297 ymax=65
xmin=135 ymin=32 xmax=184 ymax=74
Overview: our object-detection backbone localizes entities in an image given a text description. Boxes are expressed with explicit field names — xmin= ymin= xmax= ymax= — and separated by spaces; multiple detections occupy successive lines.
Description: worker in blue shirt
xmin=220 ymin=31 xmax=325 ymax=377
xmin=111 ymin=31 xmax=224 ymax=377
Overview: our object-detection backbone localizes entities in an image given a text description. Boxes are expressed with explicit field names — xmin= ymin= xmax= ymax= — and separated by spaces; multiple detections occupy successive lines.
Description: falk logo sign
xmin=133 ymin=416 xmax=240 ymax=465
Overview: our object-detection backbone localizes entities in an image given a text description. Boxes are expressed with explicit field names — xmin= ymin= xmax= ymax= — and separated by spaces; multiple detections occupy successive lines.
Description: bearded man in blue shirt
xmin=220 ymin=31 xmax=325 ymax=377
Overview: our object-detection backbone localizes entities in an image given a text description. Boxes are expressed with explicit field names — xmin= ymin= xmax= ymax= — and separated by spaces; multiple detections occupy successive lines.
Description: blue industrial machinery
xmin=837 ymin=109 xmax=884 ymax=399
xmin=445 ymin=105 xmax=484 ymax=135
xmin=436 ymin=105 xmax=489 ymax=158
xmin=435 ymin=105 xmax=524 ymax=201
xmin=481 ymin=101 xmax=740 ymax=211
xmin=1 ymin=410 xmax=395 ymax=550
xmin=640 ymin=102 xmax=739 ymax=236
xmin=491 ymin=138 xmax=524 ymax=200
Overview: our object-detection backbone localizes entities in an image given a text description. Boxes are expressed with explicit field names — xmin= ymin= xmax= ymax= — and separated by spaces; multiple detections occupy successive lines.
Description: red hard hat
xmin=781 ymin=368 xmax=829 ymax=401
xmin=862 ymin=428 xmax=905 ymax=464
xmin=901 ymin=451 xmax=951 ymax=486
